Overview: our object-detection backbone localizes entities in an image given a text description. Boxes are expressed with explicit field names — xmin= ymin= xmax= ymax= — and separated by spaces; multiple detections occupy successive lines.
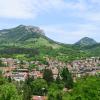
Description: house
xmin=11 ymin=68 xmax=29 ymax=81
xmin=0 ymin=66 xmax=16 ymax=73
xmin=11 ymin=73 xmax=27 ymax=81
xmin=31 ymin=70 xmax=43 ymax=79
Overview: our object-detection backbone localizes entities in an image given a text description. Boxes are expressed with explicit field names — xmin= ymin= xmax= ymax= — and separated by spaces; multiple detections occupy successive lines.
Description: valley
xmin=0 ymin=25 xmax=100 ymax=100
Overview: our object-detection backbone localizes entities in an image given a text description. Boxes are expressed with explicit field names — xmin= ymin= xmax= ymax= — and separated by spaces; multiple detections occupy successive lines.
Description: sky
xmin=0 ymin=0 xmax=100 ymax=44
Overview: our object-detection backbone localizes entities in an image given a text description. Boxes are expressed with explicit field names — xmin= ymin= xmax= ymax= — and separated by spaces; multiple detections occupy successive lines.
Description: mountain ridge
xmin=0 ymin=25 xmax=99 ymax=48
xmin=0 ymin=25 xmax=100 ymax=60
xmin=0 ymin=25 xmax=62 ymax=49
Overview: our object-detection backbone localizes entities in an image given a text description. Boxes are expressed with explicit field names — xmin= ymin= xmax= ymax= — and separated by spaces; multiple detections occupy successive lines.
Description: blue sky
xmin=0 ymin=0 xmax=100 ymax=44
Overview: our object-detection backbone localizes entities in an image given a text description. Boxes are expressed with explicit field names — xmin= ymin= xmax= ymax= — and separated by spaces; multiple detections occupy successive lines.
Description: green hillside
xmin=0 ymin=25 xmax=100 ymax=62
xmin=75 ymin=37 xmax=97 ymax=47
xmin=0 ymin=25 xmax=61 ymax=49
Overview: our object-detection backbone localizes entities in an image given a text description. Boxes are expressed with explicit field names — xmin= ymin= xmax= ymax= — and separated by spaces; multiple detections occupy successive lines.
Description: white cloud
xmin=0 ymin=0 xmax=86 ymax=19
xmin=0 ymin=0 xmax=34 ymax=19
xmin=65 ymin=0 xmax=100 ymax=22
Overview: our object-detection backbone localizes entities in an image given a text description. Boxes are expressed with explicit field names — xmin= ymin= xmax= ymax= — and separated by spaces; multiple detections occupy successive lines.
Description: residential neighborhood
xmin=0 ymin=57 xmax=100 ymax=82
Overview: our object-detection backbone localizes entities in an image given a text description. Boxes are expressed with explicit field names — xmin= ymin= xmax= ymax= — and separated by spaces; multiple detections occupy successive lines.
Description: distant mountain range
xmin=0 ymin=25 xmax=61 ymax=48
xmin=0 ymin=25 xmax=100 ymax=57
xmin=0 ymin=25 xmax=98 ymax=46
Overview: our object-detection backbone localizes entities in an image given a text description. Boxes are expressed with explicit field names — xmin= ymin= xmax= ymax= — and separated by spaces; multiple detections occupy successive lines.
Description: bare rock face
xmin=19 ymin=25 xmax=45 ymax=35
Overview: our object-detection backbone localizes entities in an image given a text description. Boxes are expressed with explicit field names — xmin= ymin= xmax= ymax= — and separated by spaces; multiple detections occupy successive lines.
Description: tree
xmin=7 ymin=76 xmax=12 ymax=83
xmin=72 ymin=76 xmax=100 ymax=100
xmin=19 ymin=60 xmax=24 ymax=68
xmin=63 ymin=76 xmax=100 ymax=100
xmin=0 ymin=60 xmax=5 ymax=67
xmin=23 ymin=84 xmax=32 ymax=100
xmin=29 ymin=64 xmax=36 ymax=71
xmin=56 ymin=92 xmax=62 ymax=100
xmin=0 ymin=70 xmax=2 ymax=76
xmin=22 ymin=75 xmax=34 ymax=100
xmin=0 ymin=77 xmax=6 ymax=85
xmin=25 ymin=75 xmax=34 ymax=85
xmin=31 ymin=79 xmax=48 ymax=96
xmin=56 ymin=75 xmax=61 ymax=84
xmin=0 ymin=83 xmax=21 ymax=100
xmin=43 ymin=69 xmax=54 ymax=84
xmin=48 ymin=83 xmax=62 ymax=100
xmin=61 ymin=67 xmax=73 ymax=89
xmin=0 ymin=60 xmax=3 ymax=67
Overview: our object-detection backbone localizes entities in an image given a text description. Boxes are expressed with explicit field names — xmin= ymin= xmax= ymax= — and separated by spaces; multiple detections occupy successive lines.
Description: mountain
xmin=0 ymin=25 xmax=100 ymax=61
xmin=75 ymin=37 xmax=97 ymax=47
xmin=0 ymin=25 xmax=46 ymax=42
xmin=0 ymin=25 xmax=61 ymax=48
xmin=0 ymin=25 xmax=80 ymax=62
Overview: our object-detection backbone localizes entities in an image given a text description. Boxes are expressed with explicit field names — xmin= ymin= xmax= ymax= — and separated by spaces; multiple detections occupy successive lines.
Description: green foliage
xmin=0 ymin=77 xmax=6 ymax=85
xmin=23 ymin=84 xmax=32 ymax=100
xmin=22 ymin=76 xmax=34 ymax=100
xmin=29 ymin=64 xmax=36 ymax=71
xmin=1 ymin=25 xmax=100 ymax=63
xmin=0 ymin=83 xmax=21 ymax=100
xmin=0 ymin=60 xmax=6 ymax=67
xmin=56 ymin=75 xmax=61 ymax=84
xmin=63 ymin=76 xmax=100 ymax=100
xmin=48 ymin=83 xmax=63 ymax=100
xmin=61 ymin=67 xmax=73 ymax=89
xmin=43 ymin=69 xmax=54 ymax=84
xmin=0 ymin=77 xmax=22 ymax=100
xmin=0 ymin=25 xmax=61 ymax=50
xmin=7 ymin=76 xmax=12 ymax=83
xmin=31 ymin=79 xmax=48 ymax=96
xmin=0 ymin=70 xmax=2 ymax=76
xmin=25 ymin=75 xmax=34 ymax=85
xmin=75 ymin=37 xmax=97 ymax=47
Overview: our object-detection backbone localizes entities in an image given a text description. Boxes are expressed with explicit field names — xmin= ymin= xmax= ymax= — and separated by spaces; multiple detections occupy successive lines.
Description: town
xmin=0 ymin=57 xmax=100 ymax=82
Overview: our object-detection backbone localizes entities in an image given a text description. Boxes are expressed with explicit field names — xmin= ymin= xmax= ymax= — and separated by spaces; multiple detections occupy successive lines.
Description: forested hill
xmin=0 ymin=25 xmax=62 ymax=48
xmin=0 ymin=25 xmax=100 ymax=61
xmin=74 ymin=37 xmax=97 ymax=47
xmin=0 ymin=25 xmax=45 ymax=42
